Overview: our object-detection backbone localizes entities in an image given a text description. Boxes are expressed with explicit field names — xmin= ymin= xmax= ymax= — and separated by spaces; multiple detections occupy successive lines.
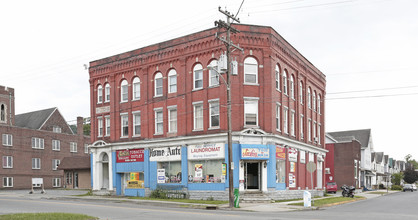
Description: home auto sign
xmin=116 ymin=148 xmax=144 ymax=163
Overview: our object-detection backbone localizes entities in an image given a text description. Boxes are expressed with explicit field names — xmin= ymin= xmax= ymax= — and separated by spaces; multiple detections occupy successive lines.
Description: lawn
xmin=291 ymin=196 xmax=364 ymax=207
xmin=127 ymin=196 xmax=228 ymax=205
xmin=0 ymin=213 xmax=98 ymax=220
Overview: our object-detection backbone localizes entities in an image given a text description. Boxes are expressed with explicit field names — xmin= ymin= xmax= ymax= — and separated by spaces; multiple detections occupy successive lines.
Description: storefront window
xmin=276 ymin=160 xmax=286 ymax=183
xmin=188 ymin=159 xmax=223 ymax=183
xmin=157 ymin=161 xmax=182 ymax=183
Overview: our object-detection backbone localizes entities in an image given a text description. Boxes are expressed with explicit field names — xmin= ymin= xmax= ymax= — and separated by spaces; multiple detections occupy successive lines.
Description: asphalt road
xmin=0 ymin=190 xmax=417 ymax=220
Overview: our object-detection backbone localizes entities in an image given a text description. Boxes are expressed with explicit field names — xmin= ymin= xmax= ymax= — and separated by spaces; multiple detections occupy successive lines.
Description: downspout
xmin=9 ymin=92 xmax=12 ymax=126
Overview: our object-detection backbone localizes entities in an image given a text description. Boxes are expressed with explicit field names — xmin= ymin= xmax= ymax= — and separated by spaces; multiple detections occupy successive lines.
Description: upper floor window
xmin=168 ymin=107 xmax=177 ymax=133
xmin=32 ymin=137 xmax=44 ymax=149
xmin=193 ymin=102 xmax=203 ymax=130
xmin=154 ymin=72 xmax=163 ymax=97
xmin=317 ymin=94 xmax=321 ymax=114
xmin=168 ymin=69 xmax=177 ymax=93
xmin=193 ymin=64 xmax=203 ymax=90
xmin=154 ymin=109 xmax=163 ymax=134
xmin=299 ymin=81 xmax=303 ymax=104
xmin=313 ymin=91 xmax=317 ymax=111
xmin=308 ymin=119 xmax=312 ymax=141
xmin=2 ymin=134 xmax=12 ymax=146
xmin=52 ymin=159 xmax=60 ymax=170
xmin=70 ymin=142 xmax=77 ymax=153
xmin=84 ymin=144 xmax=89 ymax=154
xmin=282 ymin=70 xmax=288 ymax=95
xmin=244 ymin=98 xmax=258 ymax=126
xmin=105 ymin=116 xmax=110 ymax=136
xmin=133 ymin=111 xmax=141 ymax=136
xmin=53 ymin=126 xmax=61 ymax=133
xmin=275 ymin=65 xmax=281 ymax=91
xmin=121 ymin=114 xmax=129 ymax=137
xmin=32 ymin=158 xmax=41 ymax=169
xmin=307 ymin=87 xmax=312 ymax=109
xmin=209 ymin=100 xmax=220 ymax=128
xmin=0 ymin=104 xmax=5 ymax=123
xmin=97 ymin=117 xmax=103 ymax=137
xmin=2 ymin=156 xmax=12 ymax=168
xmin=283 ymin=107 xmax=288 ymax=134
xmin=209 ymin=60 xmax=219 ymax=87
xmin=121 ymin=80 xmax=128 ymax=102
xmin=276 ymin=103 xmax=281 ymax=131
xmin=52 ymin=140 xmax=60 ymax=151
xmin=290 ymin=75 xmax=295 ymax=99
xmin=97 ymin=85 xmax=103 ymax=104
xmin=300 ymin=114 xmax=304 ymax=140
xmin=105 ymin=83 xmax=110 ymax=102
xmin=132 ymin=77 xmax=140 ymax=100
xmin=244 ymin=57 xmax=258 ymax=84
xmin=290 ymin=110 xmax=295 ymax=136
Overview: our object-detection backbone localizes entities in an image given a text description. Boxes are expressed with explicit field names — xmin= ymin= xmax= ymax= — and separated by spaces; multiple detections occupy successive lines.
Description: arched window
xmin=209 ymin=60 xmax=219 ymax=87
xmin=307 ymin=87 xmax=312 ymax=109
xmin=282 ymin=70 xmax=288 ymax=95
xmin=290 ymin=75 xmax=295 ymax=99
xmin=120 ymin=80 xmax=128 ymax=102
xmin=193 ymin=64 xmax=203 ymax=90
xmin=318 ymin=94 xmax=321 ymax=114
xmin=275 ymin=65 xmax=281 ymax=91
xmin=299 ymin=81 xmax=303 ymax=104
xmin=244 ymin=57 xmax=258 ymax=84
xmin=97 ymin=85 xmax=103 ymax=104
xmin=104 ymin=83 xmax=110 ymax=102
xmin=168 ymin=69 xmax=177 ymax=93
xmin=132 ymin=77 xmax=140 ymax=100
xmin=313 ymin=91 xmax=317 ymax=111
xmin=154 ymin=72 xmax=163 ymax=97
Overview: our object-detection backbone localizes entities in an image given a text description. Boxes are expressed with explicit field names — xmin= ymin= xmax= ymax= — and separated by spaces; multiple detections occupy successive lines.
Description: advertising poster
xmin=188 ymin=143 xmax=225 ymax=160
xmin=288 ymin=147 xmax=298 ymax=162
xmin=290 ymin=162 xmax=296 ymax=172
xmin=276 ymin=146 xmax=286 ymax=160
xmin=195 ymin=164 xmax=203 ymax=178
xmin=116 ymin=148 xmax=144 ymax=163
xmin=222 ymin=163 xmax=227 ymax=176
xmin=157 ymin=169 xmax=165 ymax=183
xmin=289 ymin=173 xmax=296 ymax=188
xmin=130 ymin=172 xmax=139 ymax=181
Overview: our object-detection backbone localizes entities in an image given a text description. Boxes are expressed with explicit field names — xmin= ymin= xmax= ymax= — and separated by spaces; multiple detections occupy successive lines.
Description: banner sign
xmin=149 ymin=146 xmax=181 ymax=162
xmin=127 ymin=180 xmax=144 ymax=189
xmin=241 ymin=145 xmax=269 ymax=159
xmin=188 ymin=143 xmax=225 ymax=160
xmin=116 ymin=148 xmax=144 ymax=163
xmin=288 ymin=147 xmax=298 ymax=162
xmin=276 ymin=146 xmax=286 ymax=160
xmin=157 ymin=169 xmax=165 ymax=183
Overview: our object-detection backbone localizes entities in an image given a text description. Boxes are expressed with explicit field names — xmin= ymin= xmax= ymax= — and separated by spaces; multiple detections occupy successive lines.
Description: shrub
xmin=149 ymin=188 xmax=167 ymax=199
xmin=379 ymin=184 xmax=386 ymax=189
xmin=391 ymin=185 xmax=402 ymax=191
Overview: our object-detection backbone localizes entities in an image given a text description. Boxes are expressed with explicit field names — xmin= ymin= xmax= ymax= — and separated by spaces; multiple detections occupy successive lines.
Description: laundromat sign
xmin=116 ymin=148 xmax=144 ymax=163
xmin=241 ymin=145 xmax=269 ymax=159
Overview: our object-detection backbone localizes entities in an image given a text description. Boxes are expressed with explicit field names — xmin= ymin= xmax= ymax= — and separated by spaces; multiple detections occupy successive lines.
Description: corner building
xmin=89 ymin=24 xmax=327 ymax=200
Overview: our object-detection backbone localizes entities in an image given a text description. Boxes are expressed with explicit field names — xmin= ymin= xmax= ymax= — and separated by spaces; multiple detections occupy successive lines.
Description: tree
xmin=403 ymin=168 xmax=418 ymax=184
xmin=392 ymin=172 xmax=403 ymax=185
xmin=83 ymin=123 xmax=91 ymax=136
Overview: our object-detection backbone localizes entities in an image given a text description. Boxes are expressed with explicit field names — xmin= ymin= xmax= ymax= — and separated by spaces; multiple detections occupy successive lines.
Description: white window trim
xmin=104 ymin=115 xmax=110 ymax=137
xmin=193 ymin=102 xmax=204 ymax=131
xmin=193 ymin=64 xmax=204 ymax=91
xmin=2 ymin=134 xmax=12 ymax=146
xmin=244 ymin=97 xmax=259 ymax=127
xmin=120 ymin=80 xmax=129 ymax=103
xmin=154 ymin=72 xmax=163 ymax=97
xmin=52 ymin=159 xmax=60 ymax=170
xmin=3 ymin=156 xmax=13 ymax=168
xmin=168 ymin=69 xmax=177 ymax=93
xmin=244 ymin=57 xmax=258 ymax=84
xmin=104 ymin=83 xmax=110 ymax=103
xmin=208 ymin=60 xmax=219 ymax=87
xmin=275 ymin=65 xmax=281 ymax=92
xmin=299 ymin=81 xmax=304 ymax=105
xmin=308 ymin=118 xmax=312 ymax=142
xmin=132 ymin=77 xmax=141 ymax=101
xmin=52 ymin=139 xmax=61 ymax=151
xmin=97 ymin=85 xmax=103 ymax=104
xmin=32 ymin=137 xmax=44 ymax=149
xmin=282 ymin=71 xmax=288 ymax=96
xmin=120 ymin=113 xmax=129 ymax=138
xmin=53 ymin=178 xmax=61 ymax=187
xmin=300 ymin=114 xmax=304 ymax=140
xmin=3 ymin=177 xmax=13 ymax=187
xmin=283 ymin=106 xmax=289 ymax=134
xmin=154 ymin=108 xmax=164 ymax=135
xmin=97 ymin=117 xmax=103 ymax=137
xmin=208 ymin=99 xmax=220 ymax=129
xmin=290 ymin=110 xmax=295 ymax=137
xmin=276 ymin=102 xmax=281 ymax=132
xmin=70 ymin=142 xmax=77 ymax=153
xmin=167 ymin=106 xmax=177 ymax=133
xmin=84 ymin=144 xmax=89 ymax=154
xmin=132 ymin=111 xmax=141 ymax=137
xmin=32 ymin=158 xmax=41 ymax=170
xmin=290 ymin=75 xmax=295 ymax=100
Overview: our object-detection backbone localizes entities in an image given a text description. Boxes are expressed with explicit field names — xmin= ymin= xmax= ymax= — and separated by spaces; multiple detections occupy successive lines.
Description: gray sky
xmin=1 ymin=0 xmax=417 ymax=160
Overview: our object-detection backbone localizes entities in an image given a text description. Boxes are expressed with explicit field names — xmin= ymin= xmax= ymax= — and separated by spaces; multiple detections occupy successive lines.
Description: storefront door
xmin=74 ymin=172 xmax=79 ymax=189
xmin=121 ymin=173 xmax=129 ymax=196
xmin=244 ymin=162 xmax=261 ymax=190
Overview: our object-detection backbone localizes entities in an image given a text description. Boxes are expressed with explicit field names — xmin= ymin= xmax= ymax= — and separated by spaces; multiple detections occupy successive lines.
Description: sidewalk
xmin=0 ymin=189 xmax=399 ymax=212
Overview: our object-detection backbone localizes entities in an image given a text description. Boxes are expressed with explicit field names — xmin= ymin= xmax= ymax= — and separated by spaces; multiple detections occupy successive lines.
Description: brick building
xmin=89 ymin=24 xmax=327 ymax=199
xmin=0 ymin=85 xmax=90 ymax=189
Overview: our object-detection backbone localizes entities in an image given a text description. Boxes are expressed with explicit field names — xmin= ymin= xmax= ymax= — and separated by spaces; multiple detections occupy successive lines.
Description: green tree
xmin=403 ymin=168 xmax=418 ymax=184
xmin=392 ymin=172 xmax=403 ymax=185
xmin=83 ymin=123 xmax=91 ymax=136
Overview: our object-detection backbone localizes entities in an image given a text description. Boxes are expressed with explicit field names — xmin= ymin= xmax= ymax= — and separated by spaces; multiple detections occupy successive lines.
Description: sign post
xmin=306 ymin=162 xmax=317 ymax=206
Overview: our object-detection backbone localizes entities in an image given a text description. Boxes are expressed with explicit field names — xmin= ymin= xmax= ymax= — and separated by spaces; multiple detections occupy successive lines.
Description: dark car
xmin=403 ymin=184 xmax=414 ymax=192
xmin=326 ymin=182 xmax=338 ymax=193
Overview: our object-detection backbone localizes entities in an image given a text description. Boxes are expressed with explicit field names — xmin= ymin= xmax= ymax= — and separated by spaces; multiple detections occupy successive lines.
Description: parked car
xmin=403 ymin=184 xmax=414 ymax=192
xmin=326 ymin=182 xmax=338 ymax=193
xmin=412 ymin=184 xmax=417 ymax=191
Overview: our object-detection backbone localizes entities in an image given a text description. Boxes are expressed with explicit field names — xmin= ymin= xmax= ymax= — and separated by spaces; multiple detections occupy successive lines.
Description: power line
xmin=328 ymin=85 xmax=418 ymax=95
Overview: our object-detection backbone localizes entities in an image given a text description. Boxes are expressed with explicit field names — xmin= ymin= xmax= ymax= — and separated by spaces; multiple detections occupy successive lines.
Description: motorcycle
xmin=341 ymin=185 xmax=355 ymax=198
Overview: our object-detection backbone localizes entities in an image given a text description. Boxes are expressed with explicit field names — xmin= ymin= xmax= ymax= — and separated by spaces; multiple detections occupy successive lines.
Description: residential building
xmin=57 ymin=156 xmax=91 ymax=189
xmin=0 ymin=85 xmax=90 ymax=189
xmin=88 ymin=24 xmax=327 ymax=199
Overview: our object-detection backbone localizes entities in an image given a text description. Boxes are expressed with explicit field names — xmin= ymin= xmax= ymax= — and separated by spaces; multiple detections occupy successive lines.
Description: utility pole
xmin=215 ymin=6 xmax=243 ymax=208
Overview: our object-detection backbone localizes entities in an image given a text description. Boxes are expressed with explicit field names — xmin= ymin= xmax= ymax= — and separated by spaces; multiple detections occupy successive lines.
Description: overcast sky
xmin=1 ymin=0 xmax=417 ymax=161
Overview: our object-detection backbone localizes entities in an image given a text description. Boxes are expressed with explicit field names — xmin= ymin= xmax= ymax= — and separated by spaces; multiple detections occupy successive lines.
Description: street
xmin=0 ymin=191 xmax=417 ymax=220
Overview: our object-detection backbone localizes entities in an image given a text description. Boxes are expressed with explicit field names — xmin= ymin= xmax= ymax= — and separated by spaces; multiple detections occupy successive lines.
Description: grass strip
xmin=0 ymin=213 xmax=98 ymax=220
xmin=291 ymin=196 xmax=365 ymax=207
xmin=126 ymin=196 xmax=228 ymax=205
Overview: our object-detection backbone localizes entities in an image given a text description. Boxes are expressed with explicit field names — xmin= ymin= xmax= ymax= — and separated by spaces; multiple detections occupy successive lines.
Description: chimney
xmin=77 ymin=117 xmax=84 ymax=136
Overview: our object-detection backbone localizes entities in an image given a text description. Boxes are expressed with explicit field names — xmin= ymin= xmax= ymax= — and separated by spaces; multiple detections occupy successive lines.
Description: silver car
xmin=403 ymin=184 xmax=414 ymax=192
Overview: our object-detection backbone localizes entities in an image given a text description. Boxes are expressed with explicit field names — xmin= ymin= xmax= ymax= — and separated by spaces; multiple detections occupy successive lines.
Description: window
xmin=283 ymin=107 xmax=288 ymax=134
xmin=98 ymin=117 xmax=103 ymax=137
xmin=158 ymin=161 xmax=182 ymax=183
xmin=300 ymin=115 xmax=304 ymax=140
xmin=290 ymin=75 xmax=295 ymax=99
xmin=121 ymin=114 xmax=129 ymax=137
xmin=53 ymin=126 xmax=61 ymax=133
xmin=313 ymin=91 xmax=317 ymax=111
xmin=105 ymin=116 xmax=110 ymax=136
xmin=276 ymin=103 xmax=281 ymax=131
xmin=84 ymin=144 xmax=89 ymax=154
xmin=290 ymin=110 xmax=295 ymax=136
xmin=2 ymin=156 xmax=12 ymax=168
xmin=209 ymin=100 xmax=219 ymax=128
xmin=244 ymin=57 xmax=258 ymax=84
xmin=317 ymin=94 xmax=321 ymax=114
xmin=97 ymin=84 xmax=103 ymax=103
xmin=209 ymin=60 xmax=219 ymax=87
xmin=313 ymin=121 xmax=317 ymax=141
xmin=193 ymin=64 xmax=203 ymax=90
xmin=168 ymin=107 xmax=177 ymax=133
xmin=275 ymin=65 xmax=281 ymax=91
xmin=105 ymin=83 xmax=110 ymax=102
xmin=32 ymin=138 xmax=44 ymax=149
xmin=318 ymin=123 xmax=321 ymax=144
xmin=283 ymin=70 xmax=288 ymax=95
xmin=193 ymin=102 xmax=203 ymax=130
xmin=299 ymin=81 xmax=303 ymax=104
xmin=244 ymin=98 xmax=258 ymax=126
xmin=121 ymin=80 xmax=128 ymax=102
xmin=66 ymin=172 xmax=72 ymax=185
xmin=188 ymin=158 xmax=224 ymax=183
xmin=2 ymin=134 xmax=12 ymax=146
xmin=155 ymin=109 xmax=163 ymax=134
xmin=32 ymin=158 xmax=41 ymax=169
xmin=168 ymin=69 xmax=177 ymax=93
xmin=354 ymin=160 xmax=358 ymax=179
xmin=276 ymin=159 xmax=286 ymax=183
xmin=133 ymin=112 xmax=141 ymax=136
xmin=154 ymin=72 xmax=163 ymax=97
xmin=52 ymin=159 xmax=60 ymax=170
xmin=52 ymin=140 xmax=60 ymax=151
xmin=307 ymin=88 xmax=312 ymax=109
xmin=3 ymin=177 xmax=13 ymax=187
xmin=308 ymin=119 xmax=312 ymax=141
xmin=53 ymin=178 xmax=61 ymax=187
xmin=0 ymin=104 xmax=5 ymax=123
xmin=70 ymin=142 xmax=77 ymax=153
xmin=132 ymin=77 xmax=140 ymax=100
